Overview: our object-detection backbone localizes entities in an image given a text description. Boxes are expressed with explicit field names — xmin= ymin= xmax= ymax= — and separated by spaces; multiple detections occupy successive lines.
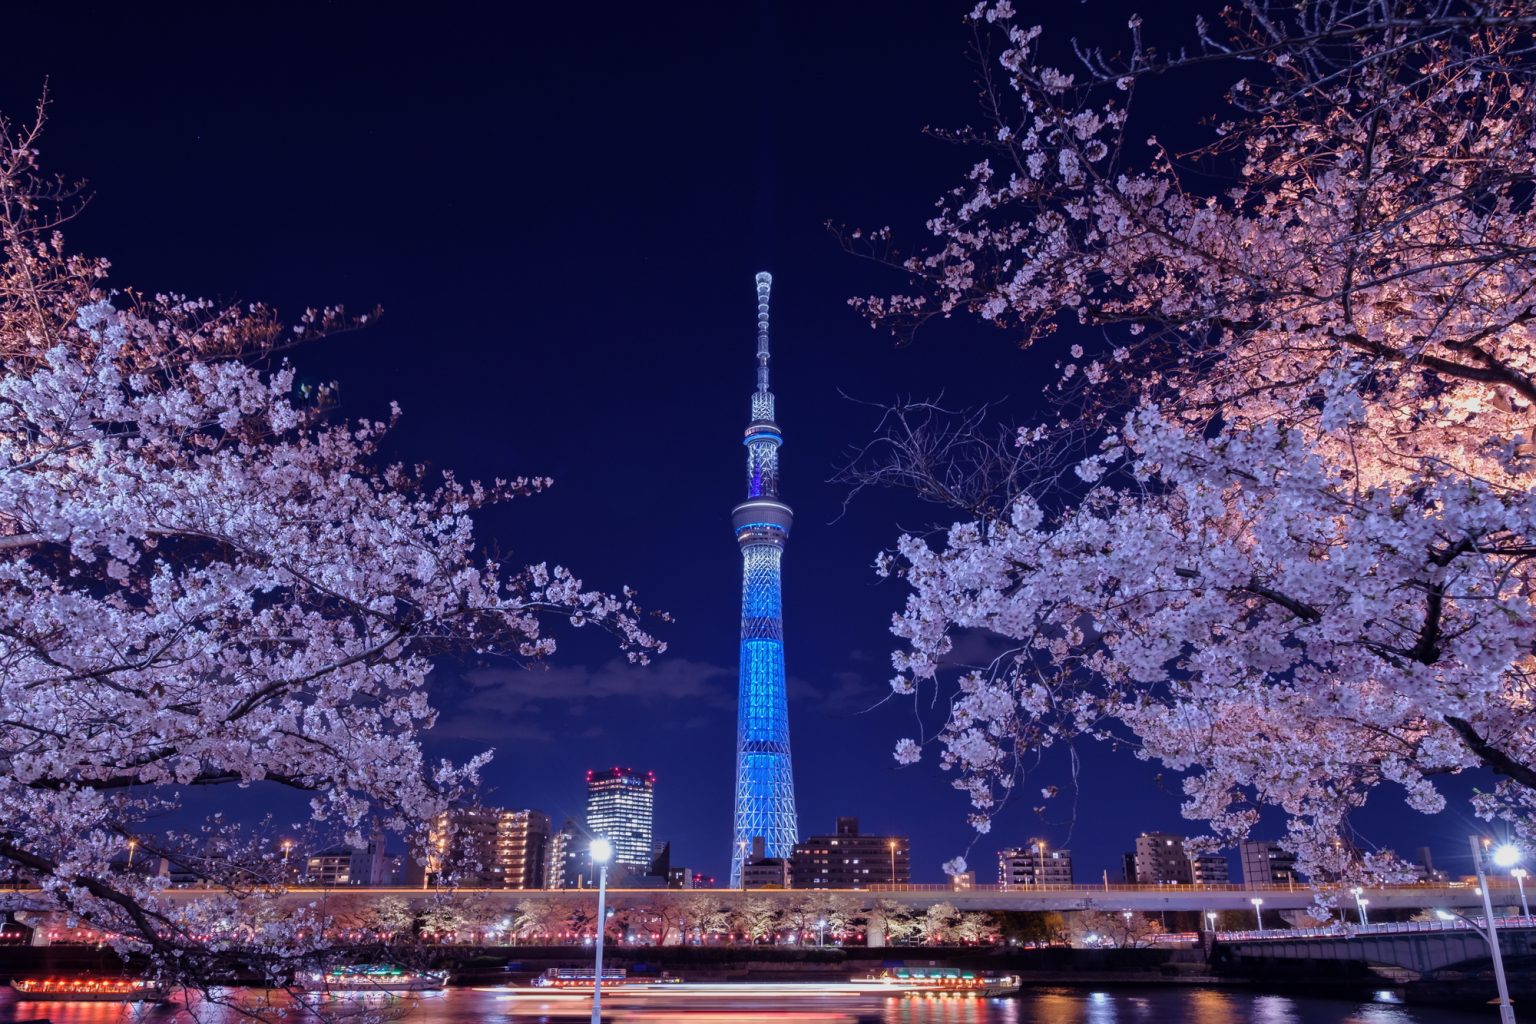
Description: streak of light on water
xmin=0 ymin=983 xmax=1498 ymax=1024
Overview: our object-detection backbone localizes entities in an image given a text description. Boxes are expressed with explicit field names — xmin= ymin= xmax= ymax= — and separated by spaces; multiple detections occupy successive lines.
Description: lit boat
xmin=10 ymin=977 xmax=171 ymax=1002
xmin=298 ymin=965 xmax=448 ymax=993
xmin=530 ymin=966 xmax=679 ymax=988
xmin=851 ymin=967 xmax=1022 ymax=997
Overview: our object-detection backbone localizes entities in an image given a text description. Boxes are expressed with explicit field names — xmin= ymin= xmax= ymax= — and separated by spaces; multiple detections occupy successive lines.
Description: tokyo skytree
xmin=729 ymin=271 xmax=799 ymax=888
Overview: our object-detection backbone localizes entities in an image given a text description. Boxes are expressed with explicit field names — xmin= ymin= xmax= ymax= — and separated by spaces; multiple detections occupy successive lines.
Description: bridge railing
xmin=1219 ymin=914 xmax=1534 ymax=943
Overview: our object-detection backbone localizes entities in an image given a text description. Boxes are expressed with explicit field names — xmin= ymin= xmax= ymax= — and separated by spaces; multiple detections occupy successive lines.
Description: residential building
xmin=301 ymin=833 xmax=393 ymax=887
xmin=423 ymin=807 xmax=503 ymax=886
xmin=998 ymin=844 xmax=1074 ymax=886
xmin=544 ymin=819 xmax=584 ymax=888
xmin=1240 ymin=840 xmax=1299 ymax=888
xmin=1189 ymin=852 xmax=1231 ymax=885
xmin=742 ymin=836 xmax=791 ymax=889
xmin=789 ymin=817 xmax=910 ymax=889
xmin=1134 ymin=832 xmax=1193 ymax=885
xmin=586 ymin=767 xmax=655 ymax=870
xmin=497 ymin=810 xmax=551 ymax=890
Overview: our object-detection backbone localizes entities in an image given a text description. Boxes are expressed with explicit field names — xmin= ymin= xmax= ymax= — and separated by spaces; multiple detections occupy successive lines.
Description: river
xmin=0 ymin=985 xmax=1496 ymax=1024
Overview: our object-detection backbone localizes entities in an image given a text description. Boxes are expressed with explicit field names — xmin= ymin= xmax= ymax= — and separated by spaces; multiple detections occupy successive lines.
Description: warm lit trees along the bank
xmin=846 ymin=0 xmax=1536 ymax=879
xmin=0 ymin=109 xmax=661 ymax=984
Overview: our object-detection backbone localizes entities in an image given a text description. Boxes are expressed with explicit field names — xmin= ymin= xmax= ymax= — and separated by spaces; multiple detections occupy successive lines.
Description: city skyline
xmin=0 ymin=0 xmax=1502 ymax=891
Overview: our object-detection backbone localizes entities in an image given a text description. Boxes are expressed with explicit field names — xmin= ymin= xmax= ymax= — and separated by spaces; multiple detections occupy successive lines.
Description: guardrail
xmin=1219 ymin=915 xmax=1534 ymax=943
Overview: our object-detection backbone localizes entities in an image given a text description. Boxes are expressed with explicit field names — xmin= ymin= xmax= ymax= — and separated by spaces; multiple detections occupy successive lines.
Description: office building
xmin=998 ymin=845 xmax=1074 ymax=886
xmin=1134 ymin=832 xmax=1193 ymax=885
xmin=1240 ymin=840 xmax=1299 ymax=888
xmin=789 ymin=817 xmax=910 ymax=889
xmin=586 ymin=767 xmax=655 ymax=870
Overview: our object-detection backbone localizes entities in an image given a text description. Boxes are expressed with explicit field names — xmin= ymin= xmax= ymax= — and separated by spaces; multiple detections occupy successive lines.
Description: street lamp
xmin=1513 ymin=868 xmax=1530 ymax=919
xmin=1471 ymin=836 xmax=1519 ymax=1024
xmin=126 ymin=838 xmax=138 ymax=869
xmin=738 ymin=840 xmax=748 ymax=891
xmin=1035 ymin=841 xmax=1047 ymax=888
xmin=1205 ymin=911 xmax=1217 ymax=934
xmin=888 ymin=840 xmax=898 ymax=885
xmin=589 ymin=838 xmax=614 ymax=1024
xmin=817 ymin=918 xmax=826 ymax=947
xmin=1250 ymin=897 xmax=1264 ymax=932
xmin=1350 ymin=886 xmax=1369 ymax=927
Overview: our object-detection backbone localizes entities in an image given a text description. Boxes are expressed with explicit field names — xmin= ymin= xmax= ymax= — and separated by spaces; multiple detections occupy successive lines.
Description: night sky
xmin=2 ymin=2 xmax=1491 ymax=884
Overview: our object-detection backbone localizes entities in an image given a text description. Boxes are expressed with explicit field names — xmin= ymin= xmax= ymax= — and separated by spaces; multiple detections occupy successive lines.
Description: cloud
xmin=431 ymin=657 xmax=736 ymax=742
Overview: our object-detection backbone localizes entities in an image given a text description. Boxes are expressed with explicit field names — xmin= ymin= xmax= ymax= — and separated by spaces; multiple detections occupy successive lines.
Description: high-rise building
xmin=496 ymin=809 xmax=551 ymax=890
xmin=729 ymin=272 xmax=799 ymax=888
xmin=1189 ymin=852 xmax=1231 ymax=885
xmin=1240 ymin=840 xmax=1299 ymax=888
xmin=1134 ymin=832 xmax=1193 ymax=885
xmin=586 ymin=767 xmax=655 ymax=870
xmin=789 ymin=817 xmax=910 ymax=889
xmin=998 ymin=845 xmax=1073 ymax=886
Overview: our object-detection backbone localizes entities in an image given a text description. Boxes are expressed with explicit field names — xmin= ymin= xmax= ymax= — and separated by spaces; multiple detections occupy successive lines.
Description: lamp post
xmin=589 ymin=838 xmax=613 ymax=1024
xmin=1472 ymin=837 xmax=1518 ymax=1024
xmin=1035 ymin=841 xmax=1046 ymax=888
xmin=1250 ymin=897 xmax=1264 ymax=932
xmin=1205 ymin=911 xmax=1217 ymax=934
xmin=1513 ymin=868 xmax=1531 ymax=919
xmin=126 ymin=838 xmax=138 ymax=869
xmin=888 ymin=840 xmax=898 ymax=885
xmin=738 ymin=840 xmax=748 ymax=892
xmin=817 ymin=918 xmax=826 ymax=947
xmin=1350 ymin=886 xmax=1369 ymax=927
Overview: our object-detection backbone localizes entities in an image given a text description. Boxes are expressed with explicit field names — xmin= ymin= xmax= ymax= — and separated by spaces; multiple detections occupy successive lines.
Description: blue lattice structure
xmin=728 ymin=272 xmax=799 ymax=888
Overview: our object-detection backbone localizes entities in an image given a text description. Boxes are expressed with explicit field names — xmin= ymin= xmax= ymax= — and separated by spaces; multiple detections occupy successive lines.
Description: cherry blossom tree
xmin=0 ymin=107 xmax=661 ymax=985
xmin=846 ymin=0 xmax=1536 ymax=879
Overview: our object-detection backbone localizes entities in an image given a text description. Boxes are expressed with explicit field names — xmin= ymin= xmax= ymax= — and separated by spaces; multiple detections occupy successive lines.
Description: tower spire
xmin=755 ymin=271 xmax=772 ymax=395
xmin=730 ymin=271 xmax=798 ymax=888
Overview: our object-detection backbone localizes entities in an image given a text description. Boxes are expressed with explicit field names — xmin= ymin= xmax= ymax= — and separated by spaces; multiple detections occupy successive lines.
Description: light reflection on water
xmin=0 ymin=986 xmax=1493 ymax=1024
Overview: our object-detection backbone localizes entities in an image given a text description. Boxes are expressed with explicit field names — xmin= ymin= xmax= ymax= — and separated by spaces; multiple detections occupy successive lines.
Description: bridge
xmin=25 ymin=880 xmax=1498 ymax=916
xmin=1217 ymin=917 xmax=1535 ymax=977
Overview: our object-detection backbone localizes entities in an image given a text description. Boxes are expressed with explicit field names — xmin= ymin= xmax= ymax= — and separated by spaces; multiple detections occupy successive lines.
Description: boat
xmin=851 ymin=966 xmax=1022 ymax=997
xmin=297 ymin=965 xmax=448 ymax=993
xmin=530 ymin=966 xmax=679 ymax=988
xmin=10 ymin=977 xmax=170 ymax=1002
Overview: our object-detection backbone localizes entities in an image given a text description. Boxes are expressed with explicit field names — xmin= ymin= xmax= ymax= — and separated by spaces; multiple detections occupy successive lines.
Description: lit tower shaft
xmin=729 ymin=271 xmax=798 ymax=888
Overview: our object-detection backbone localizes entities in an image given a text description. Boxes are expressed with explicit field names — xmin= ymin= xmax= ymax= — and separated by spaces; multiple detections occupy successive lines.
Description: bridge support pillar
xmin=866 ymin=919 xmax=887 ymax=948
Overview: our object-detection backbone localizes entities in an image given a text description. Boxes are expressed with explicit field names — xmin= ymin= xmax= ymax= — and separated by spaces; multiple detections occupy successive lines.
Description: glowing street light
xmin=1249 ymin=897 xmax=1265 ymax=932
xmin=1350 ymin=886 xmax=1369 ymax=926
xmin=126 ymin=838 xmax=138 ymax=869
xmin=589 ymin=837 xmax=614 ymax=1024
xmin=1472 ymin=836 xmax=1517 ymax=1024
xmin=888 ymin=840 xmax=898 ymax=884
xmin=817 ymin=918 xmax=827 ymax=947
xmin=1513 ymin=868 xmax=1531 ymax=919
xmin=1205 ymin=911 xmax=1217 ymax=933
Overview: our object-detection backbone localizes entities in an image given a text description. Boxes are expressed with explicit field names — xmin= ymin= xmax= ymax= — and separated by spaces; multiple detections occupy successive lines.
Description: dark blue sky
xmin=2 ymin=1 xmax=1491 ymax=884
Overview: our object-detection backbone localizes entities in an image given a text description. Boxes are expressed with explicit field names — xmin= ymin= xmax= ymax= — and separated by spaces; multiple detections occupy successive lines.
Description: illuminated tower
xmin=729 ymin=271 xmax=799 ymax=888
